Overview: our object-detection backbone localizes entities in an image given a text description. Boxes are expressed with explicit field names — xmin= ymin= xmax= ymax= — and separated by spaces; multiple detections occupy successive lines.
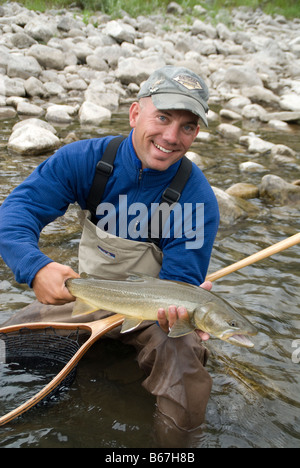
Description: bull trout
xmin=66 ymin=274 xmax=257 ymax=348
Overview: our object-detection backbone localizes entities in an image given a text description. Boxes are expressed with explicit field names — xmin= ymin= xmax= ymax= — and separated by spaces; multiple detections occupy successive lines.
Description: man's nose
xmin=163 ymin=123 xmax=180 ymax=144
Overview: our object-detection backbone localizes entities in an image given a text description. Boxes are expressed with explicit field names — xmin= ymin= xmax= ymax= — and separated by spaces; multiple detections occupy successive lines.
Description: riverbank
xmin=9 ymin=0 xmax=300 ymax=20
xmin=0 ymin=1 xmax=299 ymax=223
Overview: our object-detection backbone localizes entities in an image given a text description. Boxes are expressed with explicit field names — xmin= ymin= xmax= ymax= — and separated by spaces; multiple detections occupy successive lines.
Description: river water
xmin=0 ymin=106 xmax=299 ymax=448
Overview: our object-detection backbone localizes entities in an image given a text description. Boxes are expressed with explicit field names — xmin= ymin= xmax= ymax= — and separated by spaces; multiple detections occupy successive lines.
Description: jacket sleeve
xmin=0 ymin=138 xmax=111 ymax=287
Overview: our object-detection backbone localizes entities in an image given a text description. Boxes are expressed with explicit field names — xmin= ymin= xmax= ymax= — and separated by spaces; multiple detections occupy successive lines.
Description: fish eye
xmin=229 ymin=321 xmax=238 ymax=328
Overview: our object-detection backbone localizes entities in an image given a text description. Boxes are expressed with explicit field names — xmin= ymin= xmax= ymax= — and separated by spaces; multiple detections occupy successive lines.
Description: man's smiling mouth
xmin=153 ymin=142 xmax=174 ymax=154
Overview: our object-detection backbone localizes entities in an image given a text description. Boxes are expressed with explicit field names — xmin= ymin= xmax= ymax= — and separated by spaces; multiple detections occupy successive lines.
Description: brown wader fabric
xmin=2 ymin=301 xmax=212 ymax=431
xmin=2 ymin=212 xmax=212 ymax=431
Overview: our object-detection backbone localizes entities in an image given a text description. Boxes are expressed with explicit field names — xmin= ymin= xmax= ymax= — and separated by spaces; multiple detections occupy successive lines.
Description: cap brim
xmin=151 ymin=93 xmax=208 ymax=127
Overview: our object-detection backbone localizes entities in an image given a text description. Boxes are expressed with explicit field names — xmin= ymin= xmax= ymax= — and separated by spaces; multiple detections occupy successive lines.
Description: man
xmin=0 ymin=66 xmax=219 ymax=430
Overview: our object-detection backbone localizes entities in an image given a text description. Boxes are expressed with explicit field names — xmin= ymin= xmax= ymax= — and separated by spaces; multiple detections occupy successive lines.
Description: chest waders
xmin=6 ymin=135 xmax=212 ymax=431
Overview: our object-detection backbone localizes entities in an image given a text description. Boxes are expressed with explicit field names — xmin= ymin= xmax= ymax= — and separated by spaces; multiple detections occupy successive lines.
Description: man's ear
xmin=129 ymin=102 xmax=140 ymax=128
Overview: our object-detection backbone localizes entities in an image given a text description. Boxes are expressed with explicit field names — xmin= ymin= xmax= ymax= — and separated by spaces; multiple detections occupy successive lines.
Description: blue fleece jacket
xmin=0 ymin=131 xmax=219 ymax=287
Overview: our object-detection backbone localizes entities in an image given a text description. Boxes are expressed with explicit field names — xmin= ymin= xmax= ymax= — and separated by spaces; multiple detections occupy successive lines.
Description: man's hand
xmin=32 ymin=262 xmax=80 ymax=305
xmin=156 ymin=281 xmax=213 ymax=341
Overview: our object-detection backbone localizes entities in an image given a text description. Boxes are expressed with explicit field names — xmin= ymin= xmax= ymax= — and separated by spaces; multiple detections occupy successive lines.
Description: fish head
xmin=193 ymin=300 xmax=257 ymax=348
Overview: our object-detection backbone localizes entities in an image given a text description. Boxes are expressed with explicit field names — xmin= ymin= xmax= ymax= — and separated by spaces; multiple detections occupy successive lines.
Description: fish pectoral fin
xmin=120 ymin=317 xmax=143 ymax=334
xmin=72 ymin=298 xmax=100 ymax=317
xmin=168 ymin=319 xmax=195 ymax=338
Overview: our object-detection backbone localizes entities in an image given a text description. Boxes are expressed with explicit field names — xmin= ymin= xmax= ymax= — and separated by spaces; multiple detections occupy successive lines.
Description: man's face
xmin=129 ymin=97 xmax=200 ymax=171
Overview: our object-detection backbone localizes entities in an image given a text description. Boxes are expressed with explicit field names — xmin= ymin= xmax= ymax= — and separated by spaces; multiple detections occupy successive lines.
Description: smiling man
xmin=0 ymin=66 xmax=220 ymax=431
xmin=129 ymin=99 xmax=200 ymax=171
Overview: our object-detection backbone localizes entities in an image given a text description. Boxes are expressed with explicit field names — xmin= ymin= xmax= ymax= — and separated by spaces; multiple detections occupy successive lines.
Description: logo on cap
xmin=149 ymin=78 xmax=165 ymax=94
xmin=173 ymin=74 xmax=203 ymax=90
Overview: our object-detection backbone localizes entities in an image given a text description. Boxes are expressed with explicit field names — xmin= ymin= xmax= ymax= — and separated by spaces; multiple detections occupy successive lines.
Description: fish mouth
xmin=226 ymin=334 xmax=255 ymax=348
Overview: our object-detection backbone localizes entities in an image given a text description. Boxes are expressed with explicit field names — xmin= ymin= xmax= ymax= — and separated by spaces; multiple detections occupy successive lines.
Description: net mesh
xmin=0 ymin=327 xmax=83 ymax=401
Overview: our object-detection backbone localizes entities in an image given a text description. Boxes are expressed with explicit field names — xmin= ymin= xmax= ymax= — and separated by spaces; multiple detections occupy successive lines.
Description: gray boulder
xmin=7 ymin=54 xmax=42 ymax=80
xmin=260 ymin=175 xmax=300 ymax=205
xmin=8 ymin=121 xmax=60 ymax=155
xmin=27 ymin=44 xmax=66 ymax=70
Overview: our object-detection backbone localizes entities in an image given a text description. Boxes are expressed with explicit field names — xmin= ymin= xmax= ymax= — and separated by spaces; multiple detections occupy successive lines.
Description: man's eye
xmin=184 ymin=125 xmax=195 ymax=133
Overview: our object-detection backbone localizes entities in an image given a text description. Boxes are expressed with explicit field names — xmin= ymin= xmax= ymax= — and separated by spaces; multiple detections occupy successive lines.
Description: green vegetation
xmin=1 ymin=0 xmax=300 ymax=19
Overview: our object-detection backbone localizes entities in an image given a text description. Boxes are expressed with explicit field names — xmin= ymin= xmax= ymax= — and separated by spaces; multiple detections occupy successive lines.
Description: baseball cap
xmin=137 ymin=66 xmax=209 ymax=127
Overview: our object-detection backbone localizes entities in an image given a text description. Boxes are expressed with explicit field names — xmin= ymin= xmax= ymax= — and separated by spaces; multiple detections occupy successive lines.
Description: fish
xmin=66 ymin=273 xmax=258 ymax=348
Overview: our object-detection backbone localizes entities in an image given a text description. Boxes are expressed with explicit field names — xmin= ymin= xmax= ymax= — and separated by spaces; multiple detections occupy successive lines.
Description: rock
xmin=24 ymin=18 xmax=58 ymax=43
xmin=116 ymin=56 xmax=166 ymax=85
xmin=241 ymin=85 xmax=280 ymax=106
xmin=194 ymin=131 xmax=213 ymax=142
xmin=192 ymin=19 xmax=217 ymax=38
xmin=239 ymin=161 xmax=268 ymax=173
xmin=93 ymin=44 xmax=128 ymax=68
xmin=271 ymin=145 xmax=296 ymax=159
xmin=268 ymin=119 xmax=291 ymax=131
xmin=280 ymin=93 xmax=300 ymax=112
xmin=57 ymin=15 xmax=79 ymax=32
xmin=193 ymin=5 xmax=207 ymax=15
xmin=270 ymin=144 xmax=297 ymax=165
xmin=72 ymin=43 xmax=94 ymax=64
xmin=79 ymin=101 xmax=112 ymax=125
xmin=212 ymin=186 xmax=258 ymax=225
xmin=86 ymin=55 xmax=109 ymax=72
xmin=0 ymin=45 xmax=10 ymax=71
xmin=16 ymin=101 xmax=44 ymax=117
xmin=0 ymin=76 xmax=25 ymax=97
xmin=0 ymin=106 xmax=17 ymax=119
xmin=27 ymin=44 xmax=66 ymax=70
xmin=226 ymin=96 xmax=252 ymax=113
xmin=167 ymin=2 xmax=184 ymax=15
xmin=261 ymin=111 xmax=300 ymax=123
xmin=10 ymin=32 xmax=36 ymax=49
xmin=216 ymin=23 xmax=233 ymax=41
xmin=12 ymin=118 xmax=57 ymax=134
xmin=104 ymin=20 xmax=136 ymax=44
xmin=240 ymin=135 xmax=275 ymax=154
xmin=217 ymin=123 xmax=243 ymax=140
xmin=220 ymin=109 xmax=242 ymax=120
xmin=64 ymin=78 xmax=87 ymax=92
xmin=24 ymin=76 xmax=48 ymax=98
xmin=8 ymin=122 xmax=60 ymax=155
xmin=84 ymin=81 xmax=120 ymax=112
xmin=226 ymin=183 xmax=259 ymax=199
xmin=43 ymin=81 xmax=65 ymax=96
xmin=46 ymin=104 xmax=78 ymax=124
xmin=186 ymin=151 xmax=215 ymax=170
xmin=224 ymin=65 xmax=263 ymax=88
xmin=260 ymin=175 xmax=300 ymax=205
xmin=242 ymin=104 xmax=267 ymax=121
xmin=7 ymin=54 xmax=42 ymax=80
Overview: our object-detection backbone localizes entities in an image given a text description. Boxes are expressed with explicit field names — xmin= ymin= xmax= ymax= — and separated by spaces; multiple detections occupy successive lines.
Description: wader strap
xmin=86 ymin=135 xmax=125 ymax=224
xmin=86 ymin=135 xmax=193 ymax=245
xmin=148 ymin=155 xmax=193 ymax=247
xmin=161 ymin=155 xmax=192 ymax=205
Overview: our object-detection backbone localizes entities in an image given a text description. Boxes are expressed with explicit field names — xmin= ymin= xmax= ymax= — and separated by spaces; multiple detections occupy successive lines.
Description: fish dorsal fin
xmin=125 ymin=272 xmax=153 ymax=282
xmin=72 ymin=298 xmax=100 ymax=317
xmin=168 ymin=319 xmax=195 ymax=338
xmin=120 ymin=317 xmax=143 ymax=333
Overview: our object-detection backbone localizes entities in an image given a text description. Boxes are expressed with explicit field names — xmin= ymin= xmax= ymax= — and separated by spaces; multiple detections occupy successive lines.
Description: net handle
xmin=206 ymin=233 xmax=300 ymax=282
xmin=0 ymin=314 xmax=124 ymax=426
